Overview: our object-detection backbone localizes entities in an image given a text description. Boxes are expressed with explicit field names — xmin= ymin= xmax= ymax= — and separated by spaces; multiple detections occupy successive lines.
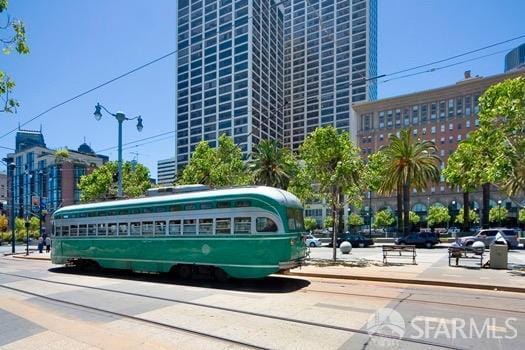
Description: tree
xmin=379 ymin=129 xmax=440 ymax=235
xmin=29 ymin=216 xmax=39 ymax=237
xmin=0 ymin=214 xmax=7 ymax=232
xmin=372 ymin=209 xmax=395 ymax=230
xmin=249 ymin=139 xmax=298 ymax=189
xmin=489 ymin=207 xmax=508 ymax=225
xmin=443 ymin=139 xmax=479 ymax=232
xmin=409 ymin=211 xmax=420 ymax=225
xmin=78 ymin=161 xmax=151 ymax=202
xmin=323 ymin=216 xmax=333 ymax=230
xmin=295 ymin=126 xmax=365 ymax=260
xmin=15 ymin=217 xmax=26 ymax=241
xmin=478 ymin=77 xmax=525 ymax=197
xmin=518 ymin=208 xmax=525 ymax=225
xmin=455 ymin=208 xmax=480 ymax=226
xmin=1 ymin=1 xmax=29 ymax=113
xmin=347 ymin=213 xmax=364 ymax=232
xmin=427 ymin=205 xmax=450 ymax=229
xmin=178 ymin=134 xmax=249 ymax=187
xmin=304 ymin=217 xmax=317 ymax=232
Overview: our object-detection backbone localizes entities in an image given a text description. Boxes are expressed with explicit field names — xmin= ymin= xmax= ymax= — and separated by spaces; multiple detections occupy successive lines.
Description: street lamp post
xmin=93 ymin=103 xmax=143 ymax=198
xmin=24 ymin=220 xmax=30 ymax=256
xmin=497 ymin=200 xmax=502 ymax=227
xmin=8 ymin=162 xmax=16 ymax=254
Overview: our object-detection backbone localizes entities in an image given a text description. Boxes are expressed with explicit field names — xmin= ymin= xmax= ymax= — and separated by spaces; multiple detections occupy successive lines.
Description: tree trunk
xmin=403 ymin=182 xmax=411 ymax=235
xmin=337 ymin=192 xmax=345 ymax=234
xmin=331 ymin=187 xmax=338 ymax=262
xmin=396 ymin=183 xmax=403 ymax=235
xmin=482 ymin=183 xmax=490 ymax=229
xmin=463 ymin=191 xmax=470 ymax=233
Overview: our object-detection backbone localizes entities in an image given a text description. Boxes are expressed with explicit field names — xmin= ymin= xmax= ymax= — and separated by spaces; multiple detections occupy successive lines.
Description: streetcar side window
xmin=155 ymin=221 xmax=166 ymax=235
xmin=199 ymin=218 xmax=213 ymax=235
xmin=234 ymin=217 xmax=251 ymax=234
xmin=108 ymin=223 xmax=117 ymax=236
xmin=119 ymin=223 xmax=128 ymax=236
xmin=70 ymin=225 xmax=78 ymax=236
xmin=216 ymin=218 xmax=231 ymax=234
xmin=168 ymin=220 xmax=181 ymax=235
xmin=55 ymin=226 xmax=61 ymax=236
xmin=142 ymin=221 xmax=154 ymax=236
xmin=62 ymin=225 xmax=69 ymax=236
xmin=88 ymin=224 xmax=97 ymax=236
xmin=97 ymin=223 xmax=107 ymax=236
xmin=79 ymin=224 xmax=87 ymax=236
xmin=183 ymin=219 xmax=197 ymax=235
xmin=130 ymin=222 xmax=141 ymax=235
xmin=256 ymin=217 xmax=278 ymax=232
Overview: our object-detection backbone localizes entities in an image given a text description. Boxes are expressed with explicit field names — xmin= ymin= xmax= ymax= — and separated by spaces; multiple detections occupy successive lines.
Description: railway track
xmin=0 ymin=271 xmax=465 ymax=349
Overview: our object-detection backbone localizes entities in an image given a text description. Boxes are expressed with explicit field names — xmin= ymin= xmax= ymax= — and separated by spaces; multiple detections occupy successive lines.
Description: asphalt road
xmin=1 ymin=256 xmax=524 ymax=349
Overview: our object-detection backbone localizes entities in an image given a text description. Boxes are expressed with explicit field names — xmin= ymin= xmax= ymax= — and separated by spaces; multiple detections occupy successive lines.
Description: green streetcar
xmin=51 ymin=186 xmax=307 ymax=279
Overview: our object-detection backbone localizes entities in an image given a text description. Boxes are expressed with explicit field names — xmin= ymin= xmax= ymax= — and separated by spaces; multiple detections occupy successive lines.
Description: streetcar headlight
xmin=290 ymin=239 xmax=295 ymax=246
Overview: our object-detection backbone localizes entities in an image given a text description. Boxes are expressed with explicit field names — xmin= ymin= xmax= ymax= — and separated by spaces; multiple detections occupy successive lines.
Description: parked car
xmin=458 ymin=228 xmax=519 ymax=249
xmin=394 ymin=232 xmax=440 ymax=248
xmin=304 ymin=234 xmax=322 ymax=247
xmin=447 ymin=227 xmax=461 ymax=235
xmin=328 ymin=233 xmax=374 ymax=248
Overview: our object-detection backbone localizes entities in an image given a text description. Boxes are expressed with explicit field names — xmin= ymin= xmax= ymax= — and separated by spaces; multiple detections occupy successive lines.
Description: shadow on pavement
xmin=47 ymin=266 xmax=310 ymax=294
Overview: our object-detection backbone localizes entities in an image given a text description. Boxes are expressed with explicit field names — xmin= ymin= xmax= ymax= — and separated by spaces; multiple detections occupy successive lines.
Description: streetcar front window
xmin=286 ymin=208 xmax=304 ymax=232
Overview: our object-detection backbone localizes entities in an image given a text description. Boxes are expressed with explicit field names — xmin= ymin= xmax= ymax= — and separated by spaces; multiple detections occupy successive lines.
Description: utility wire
xmin=385 ymin=34 xmax=525 ymax=77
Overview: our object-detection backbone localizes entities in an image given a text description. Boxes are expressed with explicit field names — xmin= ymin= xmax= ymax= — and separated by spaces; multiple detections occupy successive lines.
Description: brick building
xmin=3 ymin=129 xmax=108 ymax=235
xmin=352 ymin=69 xmax=525 ymax=226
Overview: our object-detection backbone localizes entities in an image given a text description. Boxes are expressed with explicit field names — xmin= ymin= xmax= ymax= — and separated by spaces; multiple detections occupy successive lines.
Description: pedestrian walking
xmin=45 ymin=236 xmax=51 ymax=253
xmin=38 ymin=236 xmax=44 ymax=253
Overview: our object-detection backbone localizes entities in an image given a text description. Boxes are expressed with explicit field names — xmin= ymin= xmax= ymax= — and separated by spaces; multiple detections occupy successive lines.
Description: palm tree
xmin=249 ymin=139 xmax=297 ymax=189
xmin=379 ymin=129 xmax=440 ymax=235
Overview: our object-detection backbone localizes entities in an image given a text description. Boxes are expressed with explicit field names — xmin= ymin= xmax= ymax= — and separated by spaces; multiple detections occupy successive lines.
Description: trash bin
xmin=490 ymin=243 xmax=508 ymax=269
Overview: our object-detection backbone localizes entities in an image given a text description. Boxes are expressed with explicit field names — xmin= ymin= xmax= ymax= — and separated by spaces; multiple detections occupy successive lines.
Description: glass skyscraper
xmin=175 ymin=0 xmax=284 ymax=171
xmin=283 ymin=0 xmax=377 ymax=151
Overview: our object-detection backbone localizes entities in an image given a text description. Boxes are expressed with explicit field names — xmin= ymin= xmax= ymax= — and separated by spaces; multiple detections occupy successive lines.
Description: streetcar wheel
xmin=177 ymin=264 xmax=192 ymax=280
xmin=214 ymin=267 xmax=229 ymax=282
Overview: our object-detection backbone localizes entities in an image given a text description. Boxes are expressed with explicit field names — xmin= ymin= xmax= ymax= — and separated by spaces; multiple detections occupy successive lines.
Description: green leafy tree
xmin=347 ymin=213 xmax=364 ymax=232
xmin=1 ymin=1 xmax=29 ymax=113
xmin=323 ymin=216 xmax=333 ymax=230
xmin=518 ymin=208 xmax=525 ymax=225
xmin=178 ymin=134 xmax=249 ymax=187
xmin=443 ymin=139 xmax=479 ymax=232
xmin=0 ymin=214 xmax=7 ymax=232
xmin=304 ymin=217 xmax=317 ymax=232
xmin=78 ymin=161 xmax=151 ymax=202
xmin=409 ymin=211 xmax=420 ymax=225
xmin=379 ymin=129 xmax=440 ymax=235
xmin=15 ymin=217 xmax=26 ymax=241
xmin=478 ymin=77 xmax=525 ymax=197
xmin=29 ymin=216 xmax=39 ymax=237
xmin=489 ymin=207 xmax=508 ymax=225
xmin=455 ymin=208 xmax=480 ymax=225
xmin=293 ymin=126 xmax=365 ymax=260
xmin=372 ymin=209 xmax=395 ymax=230
xmin=249 ymin=139 xmax=298 ymax=189
xmin=427 ymin=205 xmax=450 ymax=229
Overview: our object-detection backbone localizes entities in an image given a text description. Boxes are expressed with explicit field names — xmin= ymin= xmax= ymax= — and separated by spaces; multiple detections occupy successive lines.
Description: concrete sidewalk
xmin=289 ymin=247 xmax=525 ymax=293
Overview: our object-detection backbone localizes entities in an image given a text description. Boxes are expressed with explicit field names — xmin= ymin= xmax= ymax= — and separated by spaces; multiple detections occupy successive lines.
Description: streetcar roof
xmin=53 ymin=186 xmax=302 ymax=216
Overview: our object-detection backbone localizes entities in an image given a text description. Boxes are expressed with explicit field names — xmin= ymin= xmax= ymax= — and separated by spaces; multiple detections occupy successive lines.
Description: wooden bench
xmin=448 ymin=246 xmax=484 ymax=267
xmin=382 ymin=245 xmax=417 ymax=265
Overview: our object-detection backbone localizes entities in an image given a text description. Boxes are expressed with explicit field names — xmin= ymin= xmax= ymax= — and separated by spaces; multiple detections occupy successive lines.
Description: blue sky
xmin=1 ymin=0 xmax=524 ymax=178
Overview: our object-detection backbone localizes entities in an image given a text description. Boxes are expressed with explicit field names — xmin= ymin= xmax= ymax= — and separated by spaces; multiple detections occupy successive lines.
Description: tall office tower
xmin=157 ymin=157 xmax=176 ymax=185
xmin=175 ymin=0 xmax=284 ymax=172
xmin=283 ymin=0 xmax=377 ymax=151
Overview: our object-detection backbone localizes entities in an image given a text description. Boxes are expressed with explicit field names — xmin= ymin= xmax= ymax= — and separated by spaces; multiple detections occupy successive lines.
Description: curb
xmin=284 ymin=271 xmax=525 ymax=294
xmin=11 ymin=254 xmax=51 ymax=261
